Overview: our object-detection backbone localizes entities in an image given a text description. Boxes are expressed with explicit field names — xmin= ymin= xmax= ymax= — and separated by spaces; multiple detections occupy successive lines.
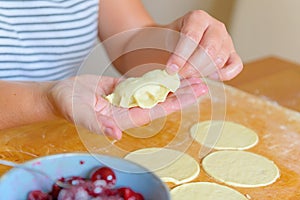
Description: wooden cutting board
xmin=0 ymin=81 xmax=299 ymax=199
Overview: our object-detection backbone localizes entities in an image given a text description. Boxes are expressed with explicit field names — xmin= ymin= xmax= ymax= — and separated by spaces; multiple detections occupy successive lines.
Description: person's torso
xmin=0 ymin=0 xmax=99 ymax=81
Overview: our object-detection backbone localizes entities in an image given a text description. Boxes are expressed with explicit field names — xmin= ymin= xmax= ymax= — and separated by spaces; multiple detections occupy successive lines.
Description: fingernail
xmin=188 ymin=77 xmax=203 ymax=84
xmin=206 ymin=46 xmax=217 ymax=58
xmin=115 ymin=130 xmax=122 ymax=140
xmin=198 ymin=83 xmax=208 ymax=94
xmin=215 ymin=57 xmax=224 ymax=67
xmin=191 ymin=83 xmax=208 ymax=98
xmin=209 ymin=72 xmax=220 ymax=80
xmin=194 ymin=84 xmax=208 ymax=96
xmin=95 ymin=100 xmax=101 ymax=112
xmin=166 ymin=64 xmax=179 ymax=75
xmin=104 ymin=127 xmax=114 ymax=137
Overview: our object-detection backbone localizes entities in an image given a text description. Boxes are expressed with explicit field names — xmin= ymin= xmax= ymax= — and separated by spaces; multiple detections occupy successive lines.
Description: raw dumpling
xmin=105 ymin=70 xmax=180 ymax=108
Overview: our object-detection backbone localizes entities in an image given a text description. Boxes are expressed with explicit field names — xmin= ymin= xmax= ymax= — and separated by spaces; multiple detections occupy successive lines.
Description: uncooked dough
xmin=202 ymin=150 xmax=280 ymax=187
xmin=171 ymin=182 xmax=248 ymax=200
xmin=190 ymin=120 xmax=259 ymax=150
xmin=124 ymin=148 xmax=199 ymax=184
xmin=106 ymin=69 xmax=180 ymax=108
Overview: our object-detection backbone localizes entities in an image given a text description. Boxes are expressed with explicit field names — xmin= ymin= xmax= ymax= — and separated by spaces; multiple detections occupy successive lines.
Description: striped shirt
xmin=0 ymin=0 xmax=99 ymax=81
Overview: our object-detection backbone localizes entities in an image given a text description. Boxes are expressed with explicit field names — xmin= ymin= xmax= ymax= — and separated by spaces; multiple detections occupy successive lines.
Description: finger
xmin=74 ymin=103 xmax=122 ymax=140
xmin=110 ymin=82 xmax=208 ymax=131
xmin=199 ymin=20 xmax=227 ymax=60
xmin=179 ymin=21 xmax=227 ymax=78
xmin=97 ymin=76 xmax=120 ymax=95
xmin=180 ymin=46 xmax=217 ymax=78
xmin=165 ymin=35 xmax=198 ymax=75
xmin=96 ymin=114 xmax=123 ymax=140
xmin=213 ymin=35 xmax=235 ymax=69
xmin=156 ymin=82 xmax=208 ymax=115
xmin=179 ymin=77 xmax=203 ymax=88
xmin=166 ymin=11 xmax=210 ymax=74
xmin=110 ymin=106 xmax=150 ymax=131
xmin=94 ymin=77 xmax=120 ymax=111
xmin=209 ymin=52 xmax=243 ymax=81
xmin=206 ymin=35 xmax=236 ymax=80
xmin=85 ymin=99 xmax=122 ymax=140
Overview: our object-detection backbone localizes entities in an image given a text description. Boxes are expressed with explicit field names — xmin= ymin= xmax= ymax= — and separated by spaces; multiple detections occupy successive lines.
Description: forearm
xmin=98 ymin=0 xmax=175 ymax=76
xmin=0 ymin=81 xmax=58 ymax=129
xmin=106 ymin=25 xmax=177 ymax=76
xmin=103 ymin=19 xmax=182 ymax=76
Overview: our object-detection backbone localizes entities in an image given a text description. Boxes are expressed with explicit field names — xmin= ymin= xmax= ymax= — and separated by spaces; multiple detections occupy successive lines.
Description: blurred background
xmin=142 ymin=0 xmax=300 ymax=64
xmin=81 ymin=0 xmax=300 ymax=76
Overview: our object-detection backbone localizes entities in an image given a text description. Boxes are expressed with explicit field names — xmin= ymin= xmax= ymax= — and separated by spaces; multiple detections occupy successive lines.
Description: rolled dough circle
xmin=124 ymin=148 xmax=200 ymax=184
xmin=171 ymin=182 xmax=248 ymax=200
xmin=190 ymin=120 xmax=259 ymax=150
xmin=202 ymin=151 xmax=280 ymax=187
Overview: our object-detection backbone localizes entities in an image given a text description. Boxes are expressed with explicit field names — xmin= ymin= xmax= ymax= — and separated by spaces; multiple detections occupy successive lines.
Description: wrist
xmin=36 ymin=81 xmax=60 ymax=121
xmin=0 ymin=81 xmax=60 ymax=129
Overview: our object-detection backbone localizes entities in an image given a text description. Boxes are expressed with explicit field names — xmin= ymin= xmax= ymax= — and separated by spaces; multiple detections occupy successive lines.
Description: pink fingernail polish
xmin=166 ymin=64 xmax=179 ymax=74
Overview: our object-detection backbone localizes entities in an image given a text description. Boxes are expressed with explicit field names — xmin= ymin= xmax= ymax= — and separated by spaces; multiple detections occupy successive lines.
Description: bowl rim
xmin=0 ymin=152 xmax=171 ymax=199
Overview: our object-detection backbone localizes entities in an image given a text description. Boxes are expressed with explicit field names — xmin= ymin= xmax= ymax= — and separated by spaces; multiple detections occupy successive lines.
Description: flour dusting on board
xmin=222 ymin=83 xmax=300 ymax=174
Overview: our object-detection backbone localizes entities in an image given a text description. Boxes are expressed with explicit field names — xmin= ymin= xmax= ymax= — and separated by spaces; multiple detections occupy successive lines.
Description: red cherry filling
xmin=27 ymin=190 xmax=51 ymax=200
xmin=90 ymin=166 xmax=116 ymax=188
xmin=49 ymin=183 xmax=61 ymax=199
xmin=60 ymin=176 xmax=86 ymax=186
xmin=118 ymin=187 xmax=144 ymax=200
xmin=27 ymin=166 xmax=144 ymax=200
xmin=134 ymin=192 xmax=145 ymax=200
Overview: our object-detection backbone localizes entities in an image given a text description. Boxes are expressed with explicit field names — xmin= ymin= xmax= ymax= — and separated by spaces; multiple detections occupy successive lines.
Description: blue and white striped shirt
xmin=0 ymin=0 xmax=99 ymax=81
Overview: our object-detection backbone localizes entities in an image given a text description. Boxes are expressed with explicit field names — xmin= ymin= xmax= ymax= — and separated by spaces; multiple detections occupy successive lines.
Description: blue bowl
xmin=0 ymin=153 xmax=170 ymax=200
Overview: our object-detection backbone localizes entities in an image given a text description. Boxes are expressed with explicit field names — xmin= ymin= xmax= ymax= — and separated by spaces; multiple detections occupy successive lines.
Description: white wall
xmin=82 ymin=0 xmax=300 ymax=76
xmin=141 ymin=0 xmax=201 ymax=24
xmin=141 ymin=0 xmax=235 ymax=26
xmin=230 ymin=0 xmax=300 ymax=63
xmin=142 ymin=0 xmax=300 ymax=64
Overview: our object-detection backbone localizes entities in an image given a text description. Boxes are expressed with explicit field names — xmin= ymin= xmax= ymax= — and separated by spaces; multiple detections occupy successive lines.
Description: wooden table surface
xmin=227 ymin=56 xmax=300 ymax=112
xmin=0 ymin=56 xmax=299 ymax=199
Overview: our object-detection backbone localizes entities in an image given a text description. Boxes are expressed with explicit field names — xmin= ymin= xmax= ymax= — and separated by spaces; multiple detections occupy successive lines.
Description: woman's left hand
xmin=48 ymin=75 xmax=207 ymax=140
xmin=165 ymin=10 xmax=243 ymax=81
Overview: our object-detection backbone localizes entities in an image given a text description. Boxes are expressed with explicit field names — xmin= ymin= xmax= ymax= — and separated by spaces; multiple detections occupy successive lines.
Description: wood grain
xmin=227 ymin=56 xmax=300 ymax=112
xmin=0 ymin=81 xmax=299 ymax=199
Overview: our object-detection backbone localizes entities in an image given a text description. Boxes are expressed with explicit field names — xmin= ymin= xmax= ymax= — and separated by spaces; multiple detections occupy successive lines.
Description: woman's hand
xmin=48 ymin=75 xmax=207 ymax=140
xmin=166 ymin=10 xmax=243 ymax=81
